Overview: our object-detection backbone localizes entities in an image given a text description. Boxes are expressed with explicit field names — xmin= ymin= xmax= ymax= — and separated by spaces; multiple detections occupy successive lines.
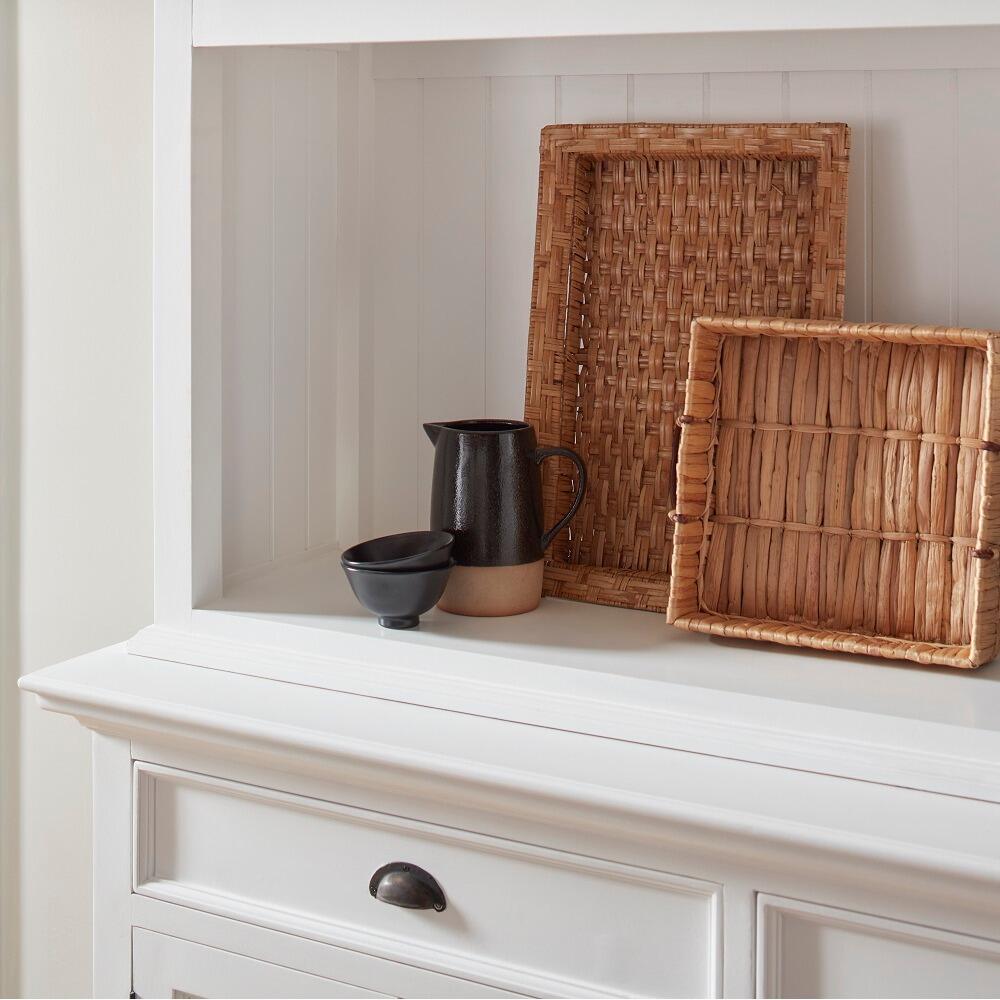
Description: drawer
xmin=133 ymin=928 xmax=386 ymax=998
xmin=756 ymin=894 xmax=1000 ymax=998
xmin=134 ymin=763 xmax=721 ymax=998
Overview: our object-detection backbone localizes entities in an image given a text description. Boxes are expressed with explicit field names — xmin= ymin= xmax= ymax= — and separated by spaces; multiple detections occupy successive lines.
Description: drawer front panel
xmin=133 ymin=928 xmax=388 ymax=999
xmin=757 ymin=894 xmax=1000 ymax=998
xmin=135 ymin=763 xmax=721 ymax=998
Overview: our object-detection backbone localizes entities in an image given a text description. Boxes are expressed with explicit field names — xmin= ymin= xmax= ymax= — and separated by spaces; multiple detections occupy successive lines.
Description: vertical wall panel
xmin=957 ymin=69 xmax=1000 ymax=328
xmin=223 ymin=49 xmax=274 ymax=577
xmin=306 ymin=50 xmax=339 ymax=549
xmin=871 ymin=70 xmax=956 ymax=324
xmin=707 ymin=72 xmax=782 ymax=119
xmin=789 ymin=71 xmax=869 ymax=322
xmin=191 ymin=51 xmax=224 ymax=603
xmin=632 ymin=74 xmax=704 ymax=121
xmin=272 ymin=51 xmax=309 ymax=559
xmin=558 ymin=74 xmax=628 ymax=121
xmin=335 ymin=51 xmax=362 ymax=547
xmin=420 ymin=77 xmax=488 ymax=526
xmin=487 ymin=76 xmax=555 ymax=419
xmin=371 ymin=78 xmax=423 ymax=536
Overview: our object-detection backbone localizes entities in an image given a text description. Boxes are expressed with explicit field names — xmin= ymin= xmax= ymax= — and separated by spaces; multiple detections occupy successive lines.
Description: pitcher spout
xmin=423 ymin=422 xmax=445 ymax=445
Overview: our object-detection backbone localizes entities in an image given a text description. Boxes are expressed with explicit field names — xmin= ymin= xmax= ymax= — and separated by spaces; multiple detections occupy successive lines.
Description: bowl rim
xmin=341 ymin=557 xmax=455 ymax=575
xmin=340 ymin=530 xmax=454 ymax=568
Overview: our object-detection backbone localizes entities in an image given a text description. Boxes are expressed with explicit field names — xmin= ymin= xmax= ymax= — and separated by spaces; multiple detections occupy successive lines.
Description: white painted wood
xmin=871 ymin=70 xmax=957 ymax=325
xmin=631 ymin=73 xmax=704 ymax=121
xmin=787 ymin=71 xmax=870 ymax=321
xmin=153 ymin=0 xmax=194 ymax=626
xmin=306 ymin=49 xmax=340 ymax=549
xmin=720 ymin=880 xmax=755 ymax=999
xmin=192 ymin=1 xmax=1000 ymax=47
xmin=486 ymin=76 xmax=554 ymax=418
xmin=129 ymin=544 xmax=1000 ymax=804
xmin=558 ymin=74 xmax=628 ymax=122
xmin=92 ymin=734 xmax=132 ymax=998
xmin=135 ymin=762 xmax=720 ymax=998
xmin=22 ymin=645 xmax=1000 ymax=916
xmin=189 ymin=30 xmax=1000 ymax=602
xmin=756 ymin=894 xmax=1000 ymax=998
xmin=335 ymin=49 xmax=362 ymax=546
xmin=132 ymin=896 xmax=518 ymax=998
xmin=370 ymin=77 xmax=422 ymax=536
xmin=23 ymin=641 xmax=1000 ymax=999
xmin=706 ymin=71 xmax=782 ymax=119
xmin=956 ymin=69 xmax=1000 ymax=329
xmin=272 ymin=49 xmax=310 ymax=561
xmin=205 ymin=46 xmax=344 ymax=582
xmin=371 ymin=26 xmax=1000 ymax=80
xmin=354 ymin=45 xmax=377 ymax=543
xmin=191 ymin=49 xmax=225 ymax=605
xmin=132 ymin=928 xmax=388 ymax=998
xmin=224 ymin=47 xmax=275 ymax=577
xmin=419 ymin=77 xmax=487 ymax=527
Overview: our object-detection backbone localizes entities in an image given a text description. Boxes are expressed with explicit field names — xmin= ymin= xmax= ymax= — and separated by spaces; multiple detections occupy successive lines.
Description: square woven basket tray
xmin=668 ymin=316 xmax=1000 ymax=668
xmin=523 ymin=123 xmax=850 ymax=611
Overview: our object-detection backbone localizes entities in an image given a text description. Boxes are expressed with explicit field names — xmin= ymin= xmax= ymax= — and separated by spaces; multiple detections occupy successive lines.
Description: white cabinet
xmin=133 ymin=930 xmax=387 ymax=999
xmin=756 ymin=895 xmax=1000 ymax=999
xmin=19 ymin=1 xmax=1000 ymax=998
xmin=135 ymin=763 xmax=720 ymax=998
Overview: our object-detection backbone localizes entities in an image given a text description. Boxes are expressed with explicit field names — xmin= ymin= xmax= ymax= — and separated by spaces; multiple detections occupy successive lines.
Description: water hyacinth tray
xmin=523 ymin=123 xmax=850 ymax=612
xmin=667 ymin=316 xmax=1000 ymax=668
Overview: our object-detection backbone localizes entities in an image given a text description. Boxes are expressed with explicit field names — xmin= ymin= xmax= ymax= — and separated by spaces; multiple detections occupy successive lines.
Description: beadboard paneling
xmin=631 ymin=74 xmax=704 ymax=121
xmin=706 ymin=71 xmax=783 ymax=119
xmin=224 ymin=48 xmax=274 ymax=578
xmin=871 ymin=69 xmax=957 ymax=326
xmin=487 ymin=77 xmax=556 ymax=418
xmin=305 ymin=49 xmax=339 ymax=551
xmin=196 ymin=48 xmax=340 ymax=584
xmin=371 ymin=78 xmax=423 ymax=536
xmin=200 ymin=35 xmax=1000 ymax=557
xmin=418 ymin=77 xmax=488 ymax=528
xmin=957 ymin=69 xmax=1000 ymax=328
xmin=788 ymin=71 xmax=870 ymax=321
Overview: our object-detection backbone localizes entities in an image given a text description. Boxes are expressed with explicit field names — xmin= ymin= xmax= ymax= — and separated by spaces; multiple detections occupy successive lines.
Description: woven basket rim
xmin=667 ymin=315 xmax=1000 ymax=668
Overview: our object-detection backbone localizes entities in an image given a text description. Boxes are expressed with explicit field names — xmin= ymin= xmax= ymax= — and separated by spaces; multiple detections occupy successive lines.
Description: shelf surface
xmin=119 ymin=548 xmax=1000 ymax=804
xmin=201 ymin=548 xmax=1000 ymax=734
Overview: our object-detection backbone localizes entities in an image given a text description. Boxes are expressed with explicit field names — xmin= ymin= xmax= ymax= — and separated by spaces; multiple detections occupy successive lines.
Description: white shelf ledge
xmin=129 ymin=548 xmax=1000 ymax=805
xmin=193 ymin=0 xmax=1000 ymax=47
xmin=19 ymin=643 xmax=1000 ymax=905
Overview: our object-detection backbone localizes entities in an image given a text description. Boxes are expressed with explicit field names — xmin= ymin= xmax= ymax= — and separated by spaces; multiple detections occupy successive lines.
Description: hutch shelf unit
xmin=20 ymin=2 xmax=1000 ymax=997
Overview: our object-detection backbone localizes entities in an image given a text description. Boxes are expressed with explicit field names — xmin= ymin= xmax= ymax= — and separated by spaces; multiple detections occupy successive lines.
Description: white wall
xmin=2 ymin=1 xmax=153 ymax=996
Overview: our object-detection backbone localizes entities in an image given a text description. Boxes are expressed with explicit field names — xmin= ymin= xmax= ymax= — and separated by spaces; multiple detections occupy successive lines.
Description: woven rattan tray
xmin=523 ymin=123 xmax=850 ymax=611
xmin=668 ymin=317 xmax=1000 ymax=668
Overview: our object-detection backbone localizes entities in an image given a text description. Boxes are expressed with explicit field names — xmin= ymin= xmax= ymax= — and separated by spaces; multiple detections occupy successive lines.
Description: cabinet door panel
xmin=132 ymin=928 xmax=388 ymax=999
xmin=757 ymin=894 xmax=1000 ymax=999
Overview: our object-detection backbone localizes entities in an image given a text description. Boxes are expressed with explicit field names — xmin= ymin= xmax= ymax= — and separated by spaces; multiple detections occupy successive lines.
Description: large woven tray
xmin=668 ymin=317 xmax=1000 ymax=668
xmin=523 ymin=123 xmax=850 ymax=611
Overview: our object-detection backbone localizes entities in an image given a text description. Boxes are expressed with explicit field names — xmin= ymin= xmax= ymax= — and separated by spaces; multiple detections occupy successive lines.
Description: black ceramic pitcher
xmin=423 ymin=419 xmax=586 ymax=616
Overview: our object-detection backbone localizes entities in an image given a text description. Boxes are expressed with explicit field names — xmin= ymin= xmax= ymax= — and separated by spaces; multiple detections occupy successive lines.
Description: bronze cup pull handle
xmin=369 ymin=862 xmax=446 ymax=912
xmin=534 ymin=447 xmax=587 ymax=552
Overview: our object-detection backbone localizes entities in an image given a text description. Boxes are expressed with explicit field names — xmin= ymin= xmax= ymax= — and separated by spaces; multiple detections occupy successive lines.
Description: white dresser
xmin=20 ymin=1 xmax=1000 ymax=996
xmin=22 ymin=628 xmax=1000 ymax=998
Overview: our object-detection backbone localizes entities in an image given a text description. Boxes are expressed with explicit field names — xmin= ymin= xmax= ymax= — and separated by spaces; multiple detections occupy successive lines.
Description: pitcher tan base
xmin=437 ymin=560 xmax=544 ymax=617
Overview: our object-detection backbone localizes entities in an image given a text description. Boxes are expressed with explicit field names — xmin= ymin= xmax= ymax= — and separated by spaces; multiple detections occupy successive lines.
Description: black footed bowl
xmin=341 ymin=530 xmax=454 ymax=570
xmin=341 ymin=560 xmax=454 ymax=629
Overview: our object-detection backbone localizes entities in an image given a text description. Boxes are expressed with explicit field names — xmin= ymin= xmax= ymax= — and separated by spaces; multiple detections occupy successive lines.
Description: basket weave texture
xmin=524 ymin=123 xmax=850 ymax=611
xmin=668 ymin=317 xmax=1000 ymax=668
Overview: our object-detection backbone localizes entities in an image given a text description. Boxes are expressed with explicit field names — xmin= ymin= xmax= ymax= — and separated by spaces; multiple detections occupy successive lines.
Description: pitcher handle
xmin=533 ymin=447 xmax=587 ymax=552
